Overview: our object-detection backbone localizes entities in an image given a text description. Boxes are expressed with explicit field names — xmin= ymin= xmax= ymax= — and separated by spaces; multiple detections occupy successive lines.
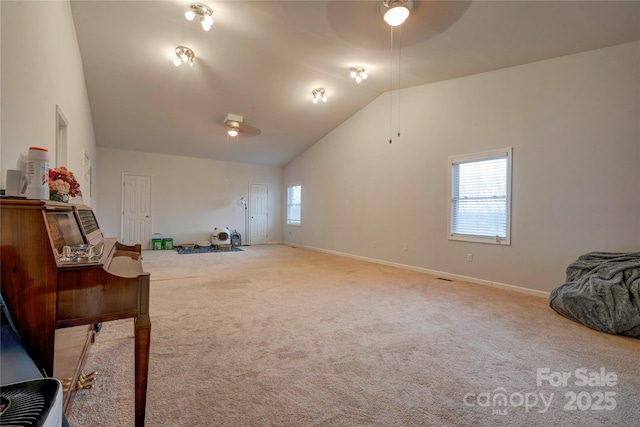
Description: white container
xmin=25 ymin=147 xmax=50 ymax=200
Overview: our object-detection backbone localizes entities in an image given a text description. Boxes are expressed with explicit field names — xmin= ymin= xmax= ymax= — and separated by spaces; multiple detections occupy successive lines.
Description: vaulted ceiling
xmin=71 ymin=1 xmax=640 ymax=167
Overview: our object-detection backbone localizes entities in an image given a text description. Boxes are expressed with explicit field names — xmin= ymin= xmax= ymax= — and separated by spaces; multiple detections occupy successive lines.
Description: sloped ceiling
xmin=71 ymin=1 xmax=640 ymax=167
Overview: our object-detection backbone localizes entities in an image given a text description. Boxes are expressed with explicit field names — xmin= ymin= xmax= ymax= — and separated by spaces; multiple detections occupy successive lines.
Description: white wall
xmin=1 ymin=1 xmax=97 ymax=205
xmin=97 ymin=147 xmax=283 ymax=246
xmin=283 ymin=41 xmax=640 ymax=294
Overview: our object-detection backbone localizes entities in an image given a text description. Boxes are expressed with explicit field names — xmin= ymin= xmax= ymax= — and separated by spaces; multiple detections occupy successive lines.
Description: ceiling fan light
xmin=185 ymin=10 xmax=195 ymax=21
xmin=312 ymin=98 xmax=318 ymax=104
xmin=173 ymin=59 xmax=182 ymax=67
xmin=361 ymin=72 xmax=368 ymax=80
xmin=322 ymin=96 xmax=328 ymax=103
xmin=203 ymin=15 xmax=213 ymax=26
xmin=349 ymin=70 xmax=357 ymax=78
xmin=384 ymin=4 xmax=410 ymax=26
xmin=202 ymin=22 xmax=211 ymax=31
xmin=227 ymin=128 xmax=239 ymax=137
xmin=355 ymin=75 xmax=362 ymax=84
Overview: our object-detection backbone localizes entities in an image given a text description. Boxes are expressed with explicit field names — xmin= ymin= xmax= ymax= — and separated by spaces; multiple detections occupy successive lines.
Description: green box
xmin=152 ymin=239 xmax=163 ymax=250
xmin=162 ymin=238 xmax=174 ymax=250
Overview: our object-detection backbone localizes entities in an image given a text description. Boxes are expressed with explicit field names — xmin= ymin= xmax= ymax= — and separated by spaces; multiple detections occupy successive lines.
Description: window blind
xmin=287 ymin=185 xmax=301 ymax=225
xmin=451 ymin=156 xmax=508 ymax=239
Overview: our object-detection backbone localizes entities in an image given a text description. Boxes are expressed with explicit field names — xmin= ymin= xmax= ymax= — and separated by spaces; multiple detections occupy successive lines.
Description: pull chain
xmin=397 ymin=24 xmax=402 ymax=139
xmin=389 ymin=26 xmax=394 ymax=144
xmin=389 ymin=25 xmax=403 ymax=143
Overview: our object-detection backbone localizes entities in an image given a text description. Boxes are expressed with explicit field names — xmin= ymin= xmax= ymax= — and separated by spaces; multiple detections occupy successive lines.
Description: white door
xmin=250 ymin=183 xmax=268 ymax=245
xmin=122 ymin=174 xmax=151 ymax=248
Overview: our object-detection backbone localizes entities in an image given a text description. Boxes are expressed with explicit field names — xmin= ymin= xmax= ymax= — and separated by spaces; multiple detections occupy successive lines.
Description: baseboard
xmin=243 ymin=241 xmax=282 ymax=246
xmin=285 ymin=243 xmax=550 ymax=299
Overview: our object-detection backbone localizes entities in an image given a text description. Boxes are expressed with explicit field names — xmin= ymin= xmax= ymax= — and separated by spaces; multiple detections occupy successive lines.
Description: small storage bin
xmin=151 ymin=233 xmax=163 ymax=250
xmin=162 ymin=238 xmax=174 ymax=250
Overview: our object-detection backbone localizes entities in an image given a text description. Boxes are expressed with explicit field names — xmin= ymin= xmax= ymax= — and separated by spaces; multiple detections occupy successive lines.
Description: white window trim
xmin=448 ymin=147 xmax=512 ymax=245
xmin=286 ymin=183 xmax=302 ymax=226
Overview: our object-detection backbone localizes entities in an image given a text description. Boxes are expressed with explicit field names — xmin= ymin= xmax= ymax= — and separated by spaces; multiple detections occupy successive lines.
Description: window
xmin=287 ymin=184 xmax=301 ymax=225
xmin=449 ymin=148 xmax=512 ymax=245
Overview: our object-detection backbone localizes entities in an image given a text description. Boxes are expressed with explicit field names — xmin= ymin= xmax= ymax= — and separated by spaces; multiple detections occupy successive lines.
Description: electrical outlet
xmin=467 ymin=254 xmax=473 ymax=262
xmin=403 ymin=243 xmax=408 ymax=251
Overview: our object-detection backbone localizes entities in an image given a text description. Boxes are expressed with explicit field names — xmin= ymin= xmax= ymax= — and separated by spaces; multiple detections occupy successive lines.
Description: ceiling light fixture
xmin=185 ymin=3 xmax=214 ymax=31
xmin=224 ymin=113 xmax=243 ymax=136
xmin=349 ymin=66 xmax=368 ymax=84
xmin=173 ymin=46 xmax=195 ymax=68
xmin=312 ymin=88 xmax=328 ymax=104
xmin=383 ymin=0 xmax=412 ymax=27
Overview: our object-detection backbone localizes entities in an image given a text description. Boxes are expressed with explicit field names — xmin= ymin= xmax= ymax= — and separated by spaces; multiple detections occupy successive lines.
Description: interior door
xmin=122 ymin=174 xmax=151 ymax=248
xmin=249 ymin=183 xmax=268 ymax=245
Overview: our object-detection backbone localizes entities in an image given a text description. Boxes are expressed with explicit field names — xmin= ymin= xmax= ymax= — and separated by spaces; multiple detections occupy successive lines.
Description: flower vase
xmin=51 ymin=191 xmax=70 ymax=203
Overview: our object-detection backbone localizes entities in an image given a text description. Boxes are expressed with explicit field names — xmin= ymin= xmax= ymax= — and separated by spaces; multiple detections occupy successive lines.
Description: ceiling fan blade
xmin=238 ymin=123 xmax=261 ymax=138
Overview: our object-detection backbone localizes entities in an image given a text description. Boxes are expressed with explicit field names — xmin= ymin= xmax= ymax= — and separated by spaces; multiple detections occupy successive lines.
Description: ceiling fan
xmin=219 ymin=114 xmax=262 ymax=138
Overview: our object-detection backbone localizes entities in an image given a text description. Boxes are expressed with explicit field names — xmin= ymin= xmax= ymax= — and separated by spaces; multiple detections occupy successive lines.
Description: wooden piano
xmin=0 ymin=198 xmax=150 ymax=426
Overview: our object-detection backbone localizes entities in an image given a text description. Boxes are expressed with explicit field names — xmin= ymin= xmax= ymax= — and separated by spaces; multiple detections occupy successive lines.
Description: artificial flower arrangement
xmin=49 ymin=166 xmax=80 ymax=202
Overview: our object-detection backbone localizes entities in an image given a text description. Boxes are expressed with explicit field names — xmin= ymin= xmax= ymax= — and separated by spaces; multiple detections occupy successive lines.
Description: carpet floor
xmin=68 ymin=245 xmax=640 ymax=426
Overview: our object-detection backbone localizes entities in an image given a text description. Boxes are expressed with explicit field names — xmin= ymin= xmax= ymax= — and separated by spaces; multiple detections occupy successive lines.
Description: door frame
xmin=55 ymin=104 xmax=69 ymax=168
xmin=121 ymin=173 xmax=152 ymax=248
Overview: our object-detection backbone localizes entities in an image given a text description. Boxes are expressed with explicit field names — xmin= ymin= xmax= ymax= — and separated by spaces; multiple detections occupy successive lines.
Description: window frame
xmin=286 ymin=183 xmax=302 ymax=226
xmin=448 ymin=147 xmax=512 ymax=245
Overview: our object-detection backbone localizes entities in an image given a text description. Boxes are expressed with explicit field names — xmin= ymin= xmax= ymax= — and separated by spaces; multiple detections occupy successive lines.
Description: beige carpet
xmin=68 ymin=245 xmax=640 ymax=426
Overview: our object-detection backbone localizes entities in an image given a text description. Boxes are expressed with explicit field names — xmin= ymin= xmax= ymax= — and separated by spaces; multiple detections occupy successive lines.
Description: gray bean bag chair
xmin=549 ymin=252 xmax=640 ymax=338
